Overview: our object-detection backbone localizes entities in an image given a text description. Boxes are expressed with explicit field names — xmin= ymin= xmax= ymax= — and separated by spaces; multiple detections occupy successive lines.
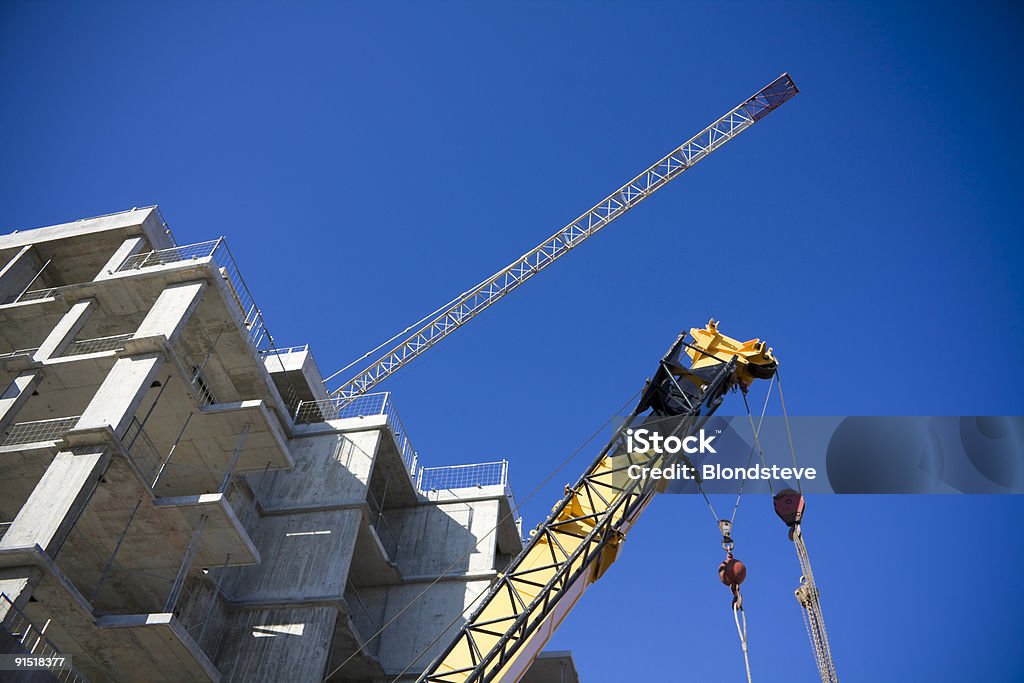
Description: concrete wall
xmin=387 ymin=500 xmax=499 ymax=577
xmin=214 ymin=605 xmax=337 ymax=682
xmin=260 ymin=431 xmax=381 ymax=510
xmin=228 ymin=510 xmax=361 ymax=603
xmin=368 ymin=578 xmax=494 ymax=677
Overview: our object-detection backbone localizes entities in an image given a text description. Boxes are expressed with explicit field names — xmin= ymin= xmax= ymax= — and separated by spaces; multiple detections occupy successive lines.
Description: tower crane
xmin=324 ymin=74 xmax=798 ymax=401
xmin=417 ymin=321 xmax=779 ymax=682
xmin=320 ymin=75 xmax=802 ymax=681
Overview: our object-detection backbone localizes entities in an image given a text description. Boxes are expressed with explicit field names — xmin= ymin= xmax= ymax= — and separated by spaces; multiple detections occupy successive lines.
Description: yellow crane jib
xmin=686 ymin=319 xmax=778 ymax=388
xmin=418 ymin=323 xmax=777 ymax=683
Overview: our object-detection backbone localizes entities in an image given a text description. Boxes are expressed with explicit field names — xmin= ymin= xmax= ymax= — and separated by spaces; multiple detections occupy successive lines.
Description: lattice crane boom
xmin=417 ymin=322 xmax=779 ymax=682
xmin=327 ymin=74 xmax=798 ymax=400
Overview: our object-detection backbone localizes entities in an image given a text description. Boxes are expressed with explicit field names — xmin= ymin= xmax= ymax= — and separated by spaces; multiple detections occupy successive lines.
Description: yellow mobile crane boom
xmin=419 ymin=321 xmax=778 ymax=682
xmin=324 ymin=74 xmax=797 ymax=402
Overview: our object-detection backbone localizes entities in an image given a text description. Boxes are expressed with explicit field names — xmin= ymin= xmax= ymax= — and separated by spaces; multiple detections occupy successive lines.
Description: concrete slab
xmin=94 ymin=612 xmax=221 ymax=683
xmin=196 ymin=401 xmax=292 ymax=473
xmin=153 ymin=493 xmax=260 ymax=567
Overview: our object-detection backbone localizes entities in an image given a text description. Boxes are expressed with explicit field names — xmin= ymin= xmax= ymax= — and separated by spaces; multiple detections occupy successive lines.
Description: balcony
xmin=115 ymin=239 xmax=274 ymax=356
xmin=295 ymin=393 xmax=418 ymax=475
xmin=0 ymin=416 xmax=80 ymax=524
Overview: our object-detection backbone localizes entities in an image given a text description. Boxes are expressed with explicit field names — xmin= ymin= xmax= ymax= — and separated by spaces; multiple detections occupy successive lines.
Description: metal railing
xmin=343 ymin=581 xmax=381 ymax=656
xmin=121 ymin=416 xmax=164 ymax=486
xmin=0 ymin=592 xmax=91 ymax=682
xmin=366 ymin=488 xmax=400 ymax=559
xmin=115 ymin=239 xmax=271 ymax=349
xmin=0 ymin=347 xmax=37 ymax=361
xmin=417 ymin=461 xmax=522 ymax=538
xmin=417 ymin=460 xmax=509 ymax=493
xmin=2 ymin=416 xmax=81 ymax=447
xmin=258 ymin=344 xmax=309 ymax=356
xmin=294 ymin=392 xmax=418 ymax=474
xmin=13 ymin=286 xmax=62 ymax=303
xmin=294 ymin=396 xmax=522 ymax=534
xmin=62 ymin=333 xmax=134 ymax=357
xmin=116 ymin=239 xmax=221 ymax=271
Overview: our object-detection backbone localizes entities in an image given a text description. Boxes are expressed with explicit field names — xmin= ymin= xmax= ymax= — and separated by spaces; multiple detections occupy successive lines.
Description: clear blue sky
xmin=2 ymin=1 xmax=1023 ymax=680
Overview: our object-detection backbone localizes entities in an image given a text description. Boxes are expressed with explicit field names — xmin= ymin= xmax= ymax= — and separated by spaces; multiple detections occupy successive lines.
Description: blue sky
xmin=2 ymin=1 xmax=1023 ymax=680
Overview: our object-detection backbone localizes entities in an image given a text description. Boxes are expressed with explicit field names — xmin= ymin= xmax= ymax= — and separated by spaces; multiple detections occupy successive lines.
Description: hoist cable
xmin=771 ymin=366 xmax=838 ymax=681
xmin=734 ymin=601 xmax=753 ymax=683
xmin=742 ymin=391 xmax=775 ymax=497
xmin=775 ymin=368 xmax=802 ymax=494
xmin=730 ymin=376 xmax=775 ymax=524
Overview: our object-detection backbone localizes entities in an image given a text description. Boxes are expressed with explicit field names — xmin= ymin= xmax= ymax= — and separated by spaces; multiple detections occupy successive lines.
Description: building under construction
xmin=1 ymin=74 xmax=816 ymax=683
xmin=0 ymin=207 xmax=578 ymax=682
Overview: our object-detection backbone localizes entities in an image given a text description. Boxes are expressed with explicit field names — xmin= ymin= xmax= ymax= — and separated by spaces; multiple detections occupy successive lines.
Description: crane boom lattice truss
xmin=328 ymin=73 xmax=798 ymax=400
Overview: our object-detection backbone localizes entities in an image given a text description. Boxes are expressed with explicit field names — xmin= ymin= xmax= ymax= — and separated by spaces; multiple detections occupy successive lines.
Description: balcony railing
xmin=115 ymin=239 xmax=272 ymax=348
xmin=417 ymin=460 xmax=509 ymax=493
xmin=0 ymin=347 xmax=37 ymax=361
xmin=10 ymin=286 xmax=61 ymax=303
xmin=343 ymin=580 xmax=381 ymax=656
xmin=294 ymin=393 xmax=418 ymax=475
xmin=62 ymin=333 xmax=134 ymax=357
xmin=116 ymin=239 xmax=222 ymax=271
xmin=2 ymin=416 xmax=81 ymax=447
xmin=258 ymin=344 xmax=309 ymax=356
xmin=1 ymin=593 xmax=91 ymax=682
xmin=366 ymin=488 xmax=400 ymax=559
xmin=121 ymin=416 xmax=165 ymax=486
xmin=418 ymin=460 xmax=521 ymax=535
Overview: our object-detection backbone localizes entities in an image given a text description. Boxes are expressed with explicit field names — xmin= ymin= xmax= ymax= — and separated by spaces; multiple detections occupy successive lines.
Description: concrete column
xmin=133 ymin=280 xmax=206 ymax=346
xmin=0 ymin=245 xmax=44 ymax=305
xmin=74 ymin=353 xmax=164 ymax=438
xmin=32 ymin=298 xmax=95 ymax=362
xmin=93 ymin=236 xmax=147 ymax=281
xmin=72 ymin=282 xmax=204 ymax=440
xmin=0 ymin=371 xmax=42 ymax=435
xmin=0 ymin=446 xmax=110 ymax=556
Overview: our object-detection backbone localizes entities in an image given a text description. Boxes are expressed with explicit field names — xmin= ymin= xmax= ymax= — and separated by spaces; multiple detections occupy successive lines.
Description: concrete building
xmin=0 ymin=208 xmax=578 ymax=682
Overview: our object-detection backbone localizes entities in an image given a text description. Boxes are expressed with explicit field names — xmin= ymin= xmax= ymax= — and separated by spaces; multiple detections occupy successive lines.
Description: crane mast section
xmin=329 ymin=74 xmax=798 ymax=399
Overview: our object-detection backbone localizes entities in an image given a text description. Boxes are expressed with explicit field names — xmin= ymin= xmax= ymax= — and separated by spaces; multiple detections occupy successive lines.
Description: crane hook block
xmin=773 ymin=488 xmax=805 ymax=527
xmin=686 ymin=319 xmax=778 ymax=389
xmin=719 ymin=556 xmax=747 ymax=588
